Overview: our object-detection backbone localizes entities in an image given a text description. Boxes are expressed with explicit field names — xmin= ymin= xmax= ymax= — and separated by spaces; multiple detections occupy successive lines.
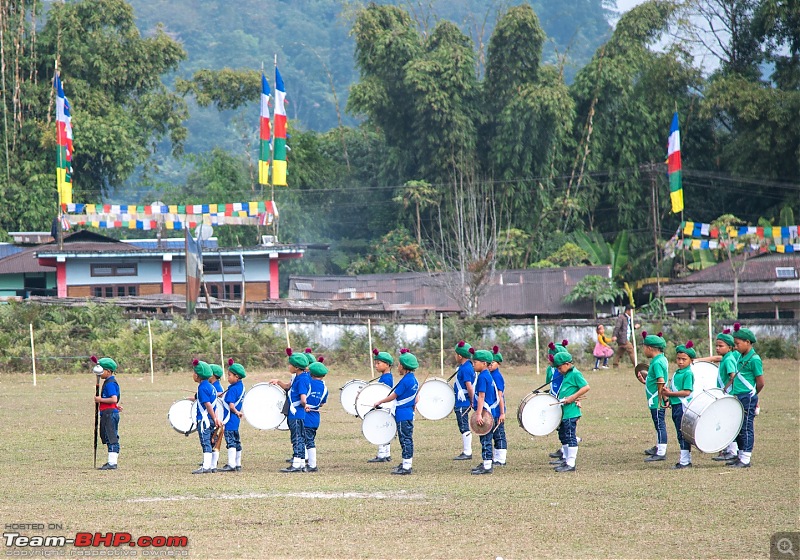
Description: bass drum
xmin=355 ymin=382 xmax=396 ymax=419
xmin=361 ymin=408 xmax=397 ymax=446
xmin=340 ymin=379 xmax=368 ymax=417
xmin=241 ymin=382 xmax=287 ymax=430
xmin=690 ymin=362 xmax=720 ymax=398
xmin=416 ymin=378 xmax=455 ymax=420
xmin=168 ymin=399 xmax=198 ymax=435
xmin=517 ymin=392 xmax=562 ymax=437
xmin=681 ymin=388 xmax=744 ymax=453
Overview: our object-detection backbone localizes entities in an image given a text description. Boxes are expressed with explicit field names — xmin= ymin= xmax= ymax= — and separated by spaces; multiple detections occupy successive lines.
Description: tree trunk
xmin=732 ymin=273 xmax=739 ymax=318
xmin=415 ymin=200 xmax=421 ymax=245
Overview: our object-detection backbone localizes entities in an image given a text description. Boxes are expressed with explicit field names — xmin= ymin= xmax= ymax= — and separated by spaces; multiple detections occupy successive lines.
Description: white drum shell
xmin=355 ymin=382 xmax=396 ymax=419
xmin=340 ymin=379 xmax=367 ymax=417
xmin=416 ymin=378 xmax=455 ymax=420
xmin=517 ymin=392 xmax=562 ymax=437
xmin=681 ymin=388 xmax=744 ymax=453
xmin=690 ymin=362 xmax=720 ymax=399
xmin=361 ymin=408 xmax=397 ymax=445
xmin=168 ymin=399 xmax=198 ymax=434
xmin=242 ymin=382 xmax=287 ymax=430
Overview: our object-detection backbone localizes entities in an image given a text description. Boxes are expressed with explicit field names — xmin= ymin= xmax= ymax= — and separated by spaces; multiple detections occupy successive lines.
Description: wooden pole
xmin=534 ymin=315 xmax=540 ymax=376
xmin=147 ymin=320 xmax=154 ymax=384
xmin=631 ymin=308 xmax=639 ymax=364
xmin=29 ymin=323 xmax=36 ymax=386
xmin=367 ymin=319 xmax=374 ymax=379
xmin=439 ymin=313 xmax=444 ymax=378
xmin=284 ymin=317 xmax=291 ymax=347
xmin=707 ymin=306 xmax=713 ymax=357
xmin=219 ymin=320 xmax=224 ymax=370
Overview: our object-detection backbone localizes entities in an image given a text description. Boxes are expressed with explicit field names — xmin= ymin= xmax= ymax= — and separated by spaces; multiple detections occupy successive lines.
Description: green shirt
xmin=732 ymin=348 xmax=762 ymax=395
xmin=557 ymin=367 xmax=588 ymax=420
xmin=669 ymin=366 xmax=694 ymax=406
xmin=718 ymin=351 xmax=738 ymax=389
xmin=645 ymin=353 xmax=669 ymax=410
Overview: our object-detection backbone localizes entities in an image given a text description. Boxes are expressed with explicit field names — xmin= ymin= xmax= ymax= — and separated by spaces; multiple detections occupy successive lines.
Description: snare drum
xmin=681 ymin=388 xmax=744 ymax=453
xmin=340 ymin=379 xmax=368 ymax=417
xmin=168 ymin=399 xmax=198 ymax=435
xmin=355 ymin=382 xmax=396 ymax=419
xmin=416 ymin=378 xmax=455 ymax=420
xmin=242 ymin=382 xmax=287 ymax=430
xmin=690 ymin=362 xmax=720 ymax=398
xmin=517 ymin=392 xmax=562 ymax=436
xmin=361 ymin=408 xmax=397 ymax=445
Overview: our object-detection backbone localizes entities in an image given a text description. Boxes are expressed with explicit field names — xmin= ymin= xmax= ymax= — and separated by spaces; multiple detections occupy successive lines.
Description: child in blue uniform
xmin=304 ymin=358 xmax=329 ymax=472
xmin=546 ymin=341 xmax=568 ymax=461
xmin=489 ymin=346 xmax=507 ymax=466
xmin=728 ymin=323 xmax=764 ymax=468
xmin=92 ymin=356 xmax=121 ymax=471
xmin=452 ymin=341 xmax=476 ymax=460
xmin=271 ymin=348 xmax=311 ymax=473
xmin=219 ymin=359 xmax=246 ymax=472
xmin=368 ymin=348 xmax=394 ymax=463
xmin=192 ymin=360 xmax=221 ymax=474
xmin=471 ymin=349 xmax=500 ymax=475
xmin=661 ymin=341 xmax=695 ymax=469
xmin=374 ymin=349 xmax=419 ymax=475
xmin=550 ymin=351 xmax=590 ymax=472
xmin=638 ymin=332 xmax=670 ymax=462
xmin=208 ymin=364 xmax=226 ymax=470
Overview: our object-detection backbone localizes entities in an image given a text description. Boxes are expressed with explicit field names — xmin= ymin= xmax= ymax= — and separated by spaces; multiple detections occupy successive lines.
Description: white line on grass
xmin=129 ymin=490 xmax=425 ymax=503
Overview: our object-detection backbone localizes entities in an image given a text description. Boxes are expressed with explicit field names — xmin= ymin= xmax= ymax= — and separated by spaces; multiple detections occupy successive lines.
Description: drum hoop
xmin=517 ymin=393 xmax=561 ymax=436
xmin=168 ymin=398 xmax=197 ymax=436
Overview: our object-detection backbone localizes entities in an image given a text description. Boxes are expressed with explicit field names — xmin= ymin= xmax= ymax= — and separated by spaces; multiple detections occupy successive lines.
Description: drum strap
xmin=646 ymin=385 xmax=658 ymax=408
xmin=734 ymin=370 xmax=756 ymax=396
xmin=454 ymin=376 xmax=466 ymax=402
xmin=483 ymin=378 xmax=500 ymax=412
xmin=307 ymin=385 xmax=329 ymax=410
xmin=396 ymin=382 xmax=419 ymax=407
xmin=234 ymin=384 xmax=246 ymax=408
xmin=670 ymin=376 xmax=689 ymax=407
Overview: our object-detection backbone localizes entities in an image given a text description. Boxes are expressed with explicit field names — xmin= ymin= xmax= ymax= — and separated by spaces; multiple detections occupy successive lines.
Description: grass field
xmin=0 ymin=359 xmax=797 ymax=559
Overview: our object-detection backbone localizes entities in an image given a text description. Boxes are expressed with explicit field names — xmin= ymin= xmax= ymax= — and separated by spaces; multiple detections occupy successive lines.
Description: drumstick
xmin=531 ymin=381 xmax=549 ymax=393
xmin=284 ymin=318 xmax=291 ymax=348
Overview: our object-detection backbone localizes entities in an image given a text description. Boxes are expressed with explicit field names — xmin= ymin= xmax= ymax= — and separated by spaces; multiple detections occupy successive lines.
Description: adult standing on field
xmin=612 ymin=304 xmax=639 ymax=368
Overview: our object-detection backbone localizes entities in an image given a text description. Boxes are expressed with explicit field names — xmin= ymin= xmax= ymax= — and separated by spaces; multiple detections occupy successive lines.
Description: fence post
xmin=534 ymin=315 xmax=540 ymax=376
xmin=148 ymin=320 xmax=154 ymax=384
xmin=30 ymin=323 xmax=36 ymax=386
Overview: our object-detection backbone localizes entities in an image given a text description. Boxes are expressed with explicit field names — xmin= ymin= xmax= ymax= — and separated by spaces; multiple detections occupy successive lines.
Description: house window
xmin=776 ymin=267 xmax=797 ymax=279
xmin=93 ymin=285 xmax=138 ymax=297
xmin=91 ymin=263 xmax=138 ymax=277
xmin=203 ymin=260 xmax=242 ymax=275
xmin=201 ymin=283 xmax=242 ymax=299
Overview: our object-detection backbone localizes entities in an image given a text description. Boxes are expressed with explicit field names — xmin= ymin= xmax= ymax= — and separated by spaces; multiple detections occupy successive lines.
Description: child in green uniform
xmin=638 ymin=332 xmax=669 ymax=462
xmin=727 ymin=323 xmax=764 ymax=468
xmin=661 ymin=341 xmax=695 ymax=469
xmin=545 ymin=341 xmax=568 ymax=461
xmin=550 ymin=351 xmax=589 ymax=472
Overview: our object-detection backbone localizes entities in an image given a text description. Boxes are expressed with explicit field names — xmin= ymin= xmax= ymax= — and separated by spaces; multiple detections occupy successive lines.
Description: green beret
xmin=228 ymin=362 xmax=246 ymax=378
xmin=309 ymin=362 xmax=328 ymax=377
xmin=304 ymin=349 xmax=317 ymax=364
xmin=716 ymin=331 xmax=735 ymax=348
xmin=373 ymin=350 xmax=394 ymax=366
xmin=548 ymin=341 xmax=568 ymax=356
xmin=643 ymin=334 xmax=666 ymax=350
xmin=553 ymin=351 xmax=573 ymax=367
xmin=473 ymin=349 xmax=494 ymax=363
xmin=492 ymin=352 xmax=503 ymax=363
xmin=398 ymin=351 xmax=419 ymax=370
xmin=288 ymin=352 xmax=309 ymax=369
xmin=193 ymin=360 xmax=212 ymax=379
xmin=98 ymin=357 xmax=117 ymax=372
xmin=732 ymin=325 xmax=756 ymax=343
xmin=675 ymin=343 xmax=697 ymax=359
xmin=454 ymin=341 xmax=472 ymax=359
xmin=210 ymin=364 xmax=224 ymax=378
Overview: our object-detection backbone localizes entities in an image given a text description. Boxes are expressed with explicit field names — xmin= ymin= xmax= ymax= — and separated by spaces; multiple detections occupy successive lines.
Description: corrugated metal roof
xmin=0 ymin=247 xmax=54 ymax=274
xmin=676 ymin=252 xmax=800 ymax=283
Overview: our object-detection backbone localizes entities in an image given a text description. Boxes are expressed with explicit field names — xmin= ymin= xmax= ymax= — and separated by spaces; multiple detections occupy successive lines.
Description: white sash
xmin=199 ymin=386 xmax=218 ymax=430
xmin=396 ymin=382 xmax=419 ymax=407
xmin=670 ymin=375 xmax=689 ymax=407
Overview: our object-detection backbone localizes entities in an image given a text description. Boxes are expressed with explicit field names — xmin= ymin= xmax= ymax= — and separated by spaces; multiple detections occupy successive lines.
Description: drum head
xmin=416 ymin=378 xmax=455 ymax=421
xmin=518 ymin=393 xmax=562 ymax=436
xmin=361 ymin=408 xmax=397 ymax=445
xmin=355 ymin=382 xmax=395 ymax=419
xmin=242 ymin=383 xmax=287 ymax=430
xmin=168 ymin=399 xmax=197 ymax=435
xmin=684 ymin=392 xmax=744 ymax=453
xmin=469 ymin=409 xmax=494 ymax=436
xmin=690 ymin=362 xmax=720 ymax=398
xmin=340 ymin=379 xmax=367 ymax=417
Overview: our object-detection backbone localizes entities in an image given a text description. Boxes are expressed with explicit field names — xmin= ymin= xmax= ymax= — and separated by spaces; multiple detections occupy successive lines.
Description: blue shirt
xmin=99 ymin=375 xmax=120 ymax=412
xmin=213 ymin=379 xmax=223 ymax=394
xmin=196 ymin=379 xmax=217 ymax=422
xmin=491 ymin=368 xmax=505 ymax=414
xmin=546 ymin=366 xmax=563 ymax=397
xmin=473 ymin=369 xmax=500 ymax=418
xmin=378 ymin=372 xmax=393 ymax=388
xmin=223 ymin=379 xmax=245 ymax=430
xmin=394 ymin=372 xmax=419 ymax=422
xmin=288 ymin=371 xmax=311 ymax=420
xmin=454 ymin=360 xmax=475 ymax=408
xmin=305 ymin=378 xmax=329 ymax=429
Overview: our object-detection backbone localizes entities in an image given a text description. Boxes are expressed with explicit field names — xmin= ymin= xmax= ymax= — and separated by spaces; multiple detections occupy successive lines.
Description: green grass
xmin=0 ymin=360 xmax=797 ymax=559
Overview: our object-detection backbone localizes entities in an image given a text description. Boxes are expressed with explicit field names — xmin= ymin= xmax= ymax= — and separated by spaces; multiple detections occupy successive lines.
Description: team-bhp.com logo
xmin=4 ymin=529 xmax=189 ymax=556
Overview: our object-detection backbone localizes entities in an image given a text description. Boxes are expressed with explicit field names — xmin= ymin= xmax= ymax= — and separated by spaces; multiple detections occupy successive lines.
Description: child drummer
xmin=661 ymin=341 xmax=695 ymax=469
xmin=374 ymin=349 xmax=419 ymax=475
xmin=271 ymin=349 xmax=311 ymax=473
xmin=192 ymin=360 xmax=222 ymax=474
xmin=489 ymin=346 xmax=507 ymax=466
xmin=638 ymin=332 xmax=670 ymax=463
xmin=92 ymin=356 xmax=121 ymax=471
xmin=727 ymin=323 xmax=764 ymax=468
xmin=550 ymin=351 xmax=589 ymax=472
xmin=219 ymin=359 xmax=246 ymax=472
xmin=367 ymin=348 xmax=394 ymax=463
xmin=470 ymin=349 xmax=500 ymax=475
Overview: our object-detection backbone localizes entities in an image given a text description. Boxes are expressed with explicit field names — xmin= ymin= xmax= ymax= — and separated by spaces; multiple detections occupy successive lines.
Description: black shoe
xmin=98 ymin=463 xmax=117 ymax=471
xmin=548 ymin=450 xmax=563 ymax=459
xmin=285 ymin=457 xmax=293 ymax=463
xmin=549 ymin=458 xmax=566 ymax=465
xmin=390 ymin=466 xmax=412 ymax=475
xmin=671 ymin=462 xmax=692 ymax=470
xmin=728 ymin=460 xmax=751 ymax=468
xmin=304 ymin=466 xmax=318 ymax=473
xmin=713 ymin=452 xmax=736 ymax=462
xmin=219 ymin=464 xmax=236 ymax=472
xmin=725 ymin=458 xmax=741 ymax=466
xmin=471 ymin=464 xmax=493 ymax=475
xmin=367 ymin=456 xmax=390 ymax=463
xmin=453 ymin=453 xmax=472 ymax=461
xmin=280 ymin=465 xmax=304 ymax=473
xmin=554 ymin=464 xmax=576 ymax=472
xmin=644 ymin=454 xmax=666 ymax=462
xmin=644 ymin=446 xmax=658 ymax=456
xmin=492 ymin=461 xmax=506 ymax=466
xmin=191 ymin=467 xmax=212 ymax=474
xmin=235 ymin=466 xmax=242 ymax=471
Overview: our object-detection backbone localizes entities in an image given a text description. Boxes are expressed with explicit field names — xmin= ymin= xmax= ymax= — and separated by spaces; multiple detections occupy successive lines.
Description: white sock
xmin=462 ymin=432 xmax=472 ymax=455
xmin=566 ymin=447 xmax=578 ymax=467
xmin=493 ymin=449 xmax=499 ymax=462
xmin=656 ymin=443 xmax=667 ymax=456
xmin=680 ymin=449 xmax=691 ymax=465
xmin=483 ymin=459 xmax=492 ymax=470
xmin=727 ymin=441 xmax=738 ymax=455
xmin=305 ymin=449 xmax=309 ymax=460
xmin=561 ymin=445 xmax=568 ymax=459
xmin=211 ymin=450 xmax=219 ymax=469
xmin=202 ymin=452 xmax=212 ymax=470
xmin=498 ymin=449 xmax=507 ymax=463
xmin=738 ymin=450 xmax=745 ymax=462
xmin=741 ymin=451 xmax=752 ymax=465
xmin=235 ymin=450 xmax=242 ymax=467
xmin=292 ymin=457 xmax=303 ymax=468
xmin=308 ymin=448 xmax=317 ymax=468
xmin=108 ymin=452 xmax=118 ymax=466
xmin=227 ymin=448 xmax=236 ymax=468
xmin=385 ymin=444 xmax=391 ymax=457
xmin=577 ymin=436 xmax=582 ymax=443
xmin=402 ymin=458 xmax=412 ymax=470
